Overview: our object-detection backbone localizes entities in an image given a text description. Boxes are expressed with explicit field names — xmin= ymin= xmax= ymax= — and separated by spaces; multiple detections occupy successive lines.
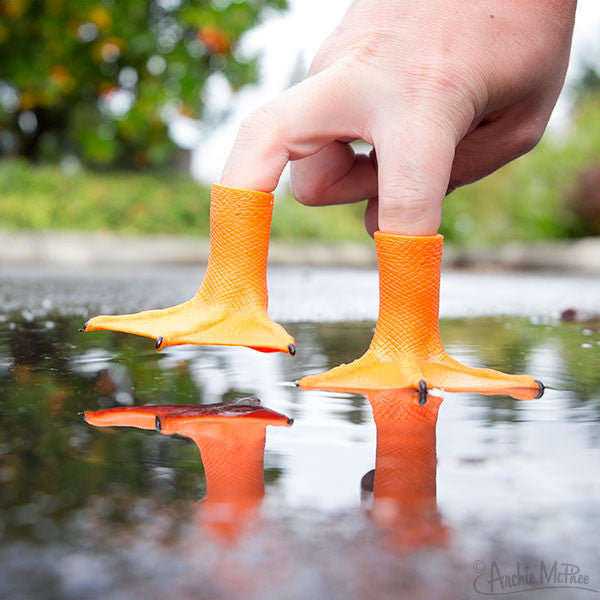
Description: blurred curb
xmin=1 ymin=229 xmax=599 ymax=272
xmin=443 ymin=238 xmax=600 ymax=273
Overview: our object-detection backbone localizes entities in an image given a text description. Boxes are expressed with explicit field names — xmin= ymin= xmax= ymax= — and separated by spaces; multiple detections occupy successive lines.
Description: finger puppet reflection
xmin=361 ymin=389 xmax=449 ymax=551
xmin=82 ymin=397 xmax=292 ymax=543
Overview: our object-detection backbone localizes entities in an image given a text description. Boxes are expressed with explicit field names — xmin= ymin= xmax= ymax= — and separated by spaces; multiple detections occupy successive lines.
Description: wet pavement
xmin=1 ymin=264 xmax=599 ymax=599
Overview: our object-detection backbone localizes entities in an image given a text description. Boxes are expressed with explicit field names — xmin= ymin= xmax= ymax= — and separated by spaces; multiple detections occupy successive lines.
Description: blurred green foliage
xmin=575 ymin=64 xmax=600 ymax=100
xmin=441 ymin=93 xmax=600 ymax=244
xmin=1 ymin=158 xmax=211 ymax=232
xmin=0 ymin=158 xmax=367 ymax=240
xmin=0 ymin=0 xmax=287 ymax=167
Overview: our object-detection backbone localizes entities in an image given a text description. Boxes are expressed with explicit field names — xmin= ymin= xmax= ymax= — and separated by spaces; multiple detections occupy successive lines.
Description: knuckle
xmin=379 ymin=196 xmax=441 ymax=233
xmin=290 ymin=176 xmax=322 ymax=207
xmin=346 ymin=31 xmax=392 ymax=65
xmin=237 ymin=105 xmax=283 ymax=149
xmin=238 ymin=106 xmax=272 ymax=136
xmin=380 ymin=191 xmax=425 ymax=221
xmin=513 ymin=124 xmax=544 ymax=155
xmin=380 ymin=194 xmax=426 ymax=221
xmin=234 ymin=104 xmax=287 ymax=175
xmin=378 ymin=172 xmax=443 ymax=231
xmin=308 ymin=52 xmax=328 ymax=76
xmin=419 ymin=62 xmax=459 ymax=90
xmin=404 ymin=60 xmax=471 ymax=108
xmin=331 ymin=29 xmax=398 ymax=79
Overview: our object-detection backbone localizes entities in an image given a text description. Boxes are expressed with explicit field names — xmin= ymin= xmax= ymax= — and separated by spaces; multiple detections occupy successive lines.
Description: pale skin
xmin=221 ymin=0 xmax=577 ymax=236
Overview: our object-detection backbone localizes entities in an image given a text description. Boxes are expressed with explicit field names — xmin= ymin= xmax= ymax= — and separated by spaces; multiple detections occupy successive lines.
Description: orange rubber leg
xmin=299 ymin=233 xmax=543 ymax=400
xmin=83 ymin=185 xmax=295 ymax=354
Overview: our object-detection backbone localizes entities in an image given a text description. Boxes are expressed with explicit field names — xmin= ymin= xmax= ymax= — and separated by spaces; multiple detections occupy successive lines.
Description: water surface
xmin=1 ymin=265 xmax=599 ymax=599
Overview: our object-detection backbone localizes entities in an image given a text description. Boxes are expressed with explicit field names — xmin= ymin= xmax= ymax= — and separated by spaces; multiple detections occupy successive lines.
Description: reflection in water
xmin=362 ymin=389 xmax=448 ymax=551
xmin=1 ymin=312 xmax=600 ymax=598
xmin=83 ymin=399 xmax=292 ymax=544
xmin=83 ymin=389 xmax=451 ymax=553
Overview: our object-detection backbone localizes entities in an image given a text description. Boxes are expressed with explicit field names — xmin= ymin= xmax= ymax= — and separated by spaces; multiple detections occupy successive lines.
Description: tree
xmin=0 ymin=0 xmax=287 ymax=168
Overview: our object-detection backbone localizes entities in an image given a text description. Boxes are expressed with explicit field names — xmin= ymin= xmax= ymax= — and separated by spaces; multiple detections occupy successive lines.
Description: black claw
xmin=155 ymin=416 xmax=162 ymax=432
xmin=78 ymin=411 xmax=88 ymax=423
xmin=155 ymin=336 xmax=163 ymax=350
xmin=287 ymin=418 xmax=294 ymax=426
xmin=535 ymin=379 xmax=545 ymax=399
xmin=288 ymin=343 xmax=296 ymax=356
xmin=418 ymin=380 xmax=428 ymax=405
xmin=361 ymin=469 xmax=375 ymax=494
xmin=79 ymin=321 xmax=89 ymax=333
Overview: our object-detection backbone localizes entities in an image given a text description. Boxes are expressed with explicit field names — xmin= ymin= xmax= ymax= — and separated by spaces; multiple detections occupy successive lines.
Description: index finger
xmin=220 ymin=65 xmax=365 ymax=192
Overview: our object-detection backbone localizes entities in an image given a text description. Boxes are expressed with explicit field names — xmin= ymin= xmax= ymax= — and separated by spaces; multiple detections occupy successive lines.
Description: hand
xmin=221 ymin=0 xmax=576 ymax=235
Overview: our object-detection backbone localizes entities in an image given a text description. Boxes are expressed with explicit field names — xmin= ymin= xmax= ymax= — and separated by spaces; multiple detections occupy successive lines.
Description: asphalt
xmin=2 ymin=262 xmax=599 ymax=321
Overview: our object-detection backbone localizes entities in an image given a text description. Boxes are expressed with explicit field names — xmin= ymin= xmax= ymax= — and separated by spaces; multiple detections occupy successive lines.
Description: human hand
xmin=221 ymin=0 xmax=576 ymax=235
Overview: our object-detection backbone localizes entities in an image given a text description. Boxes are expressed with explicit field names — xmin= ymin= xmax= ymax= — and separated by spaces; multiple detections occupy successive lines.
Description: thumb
xmin=374 ymin=113 xmax=457 ymax=236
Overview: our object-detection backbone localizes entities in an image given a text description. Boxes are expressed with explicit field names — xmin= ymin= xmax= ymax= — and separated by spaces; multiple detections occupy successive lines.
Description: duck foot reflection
xmin=83 ymin=398 xmax=293 ymax=543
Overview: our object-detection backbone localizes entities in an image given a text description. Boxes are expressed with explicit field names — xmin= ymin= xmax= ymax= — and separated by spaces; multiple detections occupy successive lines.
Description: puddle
xmin=0 ymin=267 xmax=599 ymax=599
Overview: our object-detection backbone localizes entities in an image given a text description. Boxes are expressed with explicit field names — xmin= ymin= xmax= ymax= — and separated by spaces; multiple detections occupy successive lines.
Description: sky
xmin=185 ymin=0 xmax=600 ymax=184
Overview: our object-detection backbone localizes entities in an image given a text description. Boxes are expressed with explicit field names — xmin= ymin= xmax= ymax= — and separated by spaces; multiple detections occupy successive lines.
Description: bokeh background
xmin=1 ymin=0 xmax=599 ymax=245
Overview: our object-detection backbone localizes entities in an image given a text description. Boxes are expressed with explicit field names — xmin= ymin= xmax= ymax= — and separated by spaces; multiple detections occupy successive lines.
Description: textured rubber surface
xmin=83 ymin=402 xmax=292 ymax=542
xmin=84 ymin=184 xmax=295 ymax=353
xmin=299 ymin=232 xmax=541 ymax=400
xmin=367 ymin=389 xmax=447 ymax=549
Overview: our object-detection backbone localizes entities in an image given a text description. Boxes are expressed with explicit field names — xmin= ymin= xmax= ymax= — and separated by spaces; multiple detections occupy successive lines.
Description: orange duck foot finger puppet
xmin=299 ymin=233 xmax=543 ymax=401
xmin=82 ymin=185 xmax=295 ymax=354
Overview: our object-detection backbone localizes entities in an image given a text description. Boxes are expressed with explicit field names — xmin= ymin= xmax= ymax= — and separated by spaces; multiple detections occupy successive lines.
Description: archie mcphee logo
xmin=472 ymin=560 xmax=599 ymax=595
